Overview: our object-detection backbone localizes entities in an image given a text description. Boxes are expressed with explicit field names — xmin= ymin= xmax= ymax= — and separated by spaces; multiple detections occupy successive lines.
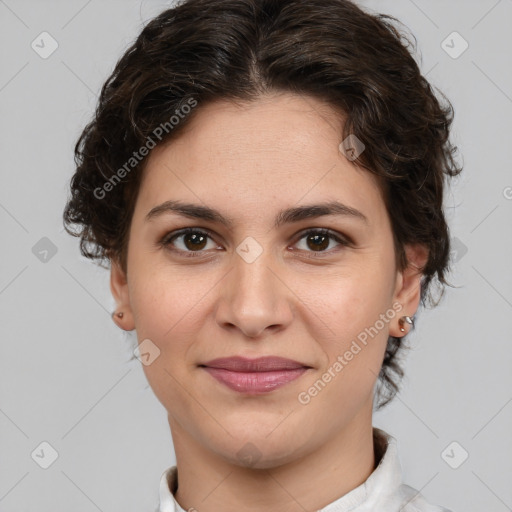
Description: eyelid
xmin=160 ymin=227 xmax=219 ymax=247
xmin=291 ymin=227 xmax=353 ymax=246
xmin=160 ymin=226 xmax=352 ymax=256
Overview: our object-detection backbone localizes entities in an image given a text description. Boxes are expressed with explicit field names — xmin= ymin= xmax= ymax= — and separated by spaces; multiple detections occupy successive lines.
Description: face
xmin=111 ymin=92 xmax=426 ymax=468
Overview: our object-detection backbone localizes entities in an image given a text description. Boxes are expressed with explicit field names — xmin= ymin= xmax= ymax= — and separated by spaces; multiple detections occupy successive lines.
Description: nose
xmin=214 ymin=247 xmax=294 ymax=339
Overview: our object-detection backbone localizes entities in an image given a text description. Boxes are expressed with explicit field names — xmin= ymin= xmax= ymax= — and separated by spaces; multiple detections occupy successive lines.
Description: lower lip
xmin=202 ymin=367 xmax=309 ymax=394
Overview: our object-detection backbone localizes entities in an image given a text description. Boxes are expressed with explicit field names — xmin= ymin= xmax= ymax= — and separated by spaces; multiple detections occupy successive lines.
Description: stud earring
xmin=398 ymin=315 xmax=413 ymax=332
xmin=112 ymin=311 xmax=124 ymax=320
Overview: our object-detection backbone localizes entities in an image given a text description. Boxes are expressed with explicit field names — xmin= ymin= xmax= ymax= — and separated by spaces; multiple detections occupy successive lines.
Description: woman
xmin=63 ymin=0 xmax=461 ymax=510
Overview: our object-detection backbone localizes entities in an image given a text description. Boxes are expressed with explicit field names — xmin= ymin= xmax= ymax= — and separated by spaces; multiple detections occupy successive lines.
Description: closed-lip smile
xmin=199 ymin=356 xmax=312 ymax=394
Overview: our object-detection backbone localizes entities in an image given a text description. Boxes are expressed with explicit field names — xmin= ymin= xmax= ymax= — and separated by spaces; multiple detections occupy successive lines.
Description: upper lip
xmin=200 ymin=356 xmax=310 ymax=372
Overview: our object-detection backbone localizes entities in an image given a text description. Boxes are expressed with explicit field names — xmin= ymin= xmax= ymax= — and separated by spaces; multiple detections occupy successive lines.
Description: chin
xmin=212 ymin=429 xmax=311 ymax=470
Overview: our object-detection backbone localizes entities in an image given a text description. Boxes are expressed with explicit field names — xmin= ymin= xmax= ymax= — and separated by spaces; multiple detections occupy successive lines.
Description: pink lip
xmin=200 ymin=356 xmax=311 ymax=394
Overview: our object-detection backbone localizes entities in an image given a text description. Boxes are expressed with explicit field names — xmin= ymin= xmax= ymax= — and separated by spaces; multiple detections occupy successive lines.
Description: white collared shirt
xmin=157 ymin=427 xmax=452 ymax=512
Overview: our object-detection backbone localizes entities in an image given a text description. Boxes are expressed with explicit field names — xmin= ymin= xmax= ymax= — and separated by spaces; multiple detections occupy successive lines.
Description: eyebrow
xmin=145 ymin=200 xmax=369 ymax=228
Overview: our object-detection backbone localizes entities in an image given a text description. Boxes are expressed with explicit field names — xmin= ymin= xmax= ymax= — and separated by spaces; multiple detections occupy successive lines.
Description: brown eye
xmin=294 ymin=229 xmax=348 ymax=255
xmin=161 ymin=227 xmax=349 ymax=259
xmin=305 ymin=232 xmax=330 ymax=251
xmin=181 ymin=231 xmax=208 ymax=251
xmin=162 ymin=228 xmax=216 ymax=255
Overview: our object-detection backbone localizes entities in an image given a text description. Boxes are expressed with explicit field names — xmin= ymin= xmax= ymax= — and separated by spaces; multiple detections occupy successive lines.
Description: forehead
xmin=136 ymin=93 xmax=387 ymax=227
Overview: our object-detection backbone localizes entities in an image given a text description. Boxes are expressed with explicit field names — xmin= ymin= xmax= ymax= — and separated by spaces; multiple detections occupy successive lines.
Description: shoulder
xmin=398 ymin=483 xmax=453 ymax=512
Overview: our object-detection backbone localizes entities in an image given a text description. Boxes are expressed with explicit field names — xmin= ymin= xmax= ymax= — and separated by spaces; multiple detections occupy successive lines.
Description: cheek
xmin=299 ymin=270 xmax=391 ymax=396
xmin=298 ymin=284 xmax=389 ymax=423
xmin=129 ymin=267 xmax=215 ymax=387
xmin=305 ymin=270 xmax=390 ymax=339
xmin=130 ymin=261 xmax=206 ymax=339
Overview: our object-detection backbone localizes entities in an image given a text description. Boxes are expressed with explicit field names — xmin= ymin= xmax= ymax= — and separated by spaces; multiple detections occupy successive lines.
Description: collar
xmin=158 ymin=427 xmax=405 ymax=512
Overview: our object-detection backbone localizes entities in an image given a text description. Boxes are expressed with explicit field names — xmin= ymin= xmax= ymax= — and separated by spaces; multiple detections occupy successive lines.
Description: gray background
xmin=1 ymin=0 xmax=511 ymax=511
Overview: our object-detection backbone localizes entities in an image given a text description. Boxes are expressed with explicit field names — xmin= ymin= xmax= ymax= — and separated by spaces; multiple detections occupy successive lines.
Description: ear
xmin=389 ymin=243 xmax=429 ymax=337
xmin=110 ymin=258 xmax=136 ymax=331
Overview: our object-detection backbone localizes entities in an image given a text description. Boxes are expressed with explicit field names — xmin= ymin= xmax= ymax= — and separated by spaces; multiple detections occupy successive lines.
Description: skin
xmin=110 ymin=92 xmax=428 ymax=512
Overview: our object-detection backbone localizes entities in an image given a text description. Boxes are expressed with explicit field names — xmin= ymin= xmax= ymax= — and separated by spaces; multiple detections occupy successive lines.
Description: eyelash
xmin=160 ymin=227 xmax=351 ymax=259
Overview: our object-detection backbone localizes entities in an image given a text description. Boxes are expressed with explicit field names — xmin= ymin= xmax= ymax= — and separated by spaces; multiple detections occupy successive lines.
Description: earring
xmin=398 ymin=315 xmax=413 ymax=332
xmin=112 ymin=311 xmax=124 ymax=320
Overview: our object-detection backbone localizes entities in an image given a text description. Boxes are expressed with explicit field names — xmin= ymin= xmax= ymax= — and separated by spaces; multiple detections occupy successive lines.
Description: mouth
xmin=199 ymin=356 xmax=312 ymax=394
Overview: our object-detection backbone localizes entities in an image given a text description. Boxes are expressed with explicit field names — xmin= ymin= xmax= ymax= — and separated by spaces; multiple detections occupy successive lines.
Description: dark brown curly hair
xmin=63 ymin=0 xmax=462 ymax=410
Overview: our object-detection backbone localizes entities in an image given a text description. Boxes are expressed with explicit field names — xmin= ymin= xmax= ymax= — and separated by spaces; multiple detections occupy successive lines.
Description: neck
xmin=169 ymin=404 xmax=376 ymax=512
